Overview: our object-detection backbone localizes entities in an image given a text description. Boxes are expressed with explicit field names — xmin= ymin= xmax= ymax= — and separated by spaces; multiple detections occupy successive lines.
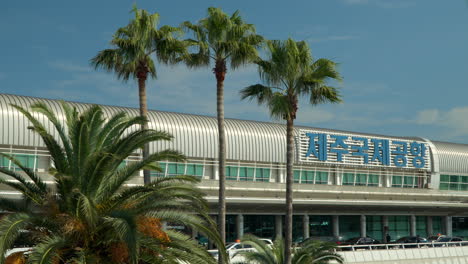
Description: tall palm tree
xmin=91 ymin=6 xmax=186 ymax=185
xmin=182 ymin=8 xmax=263 ymax=252
xmin=240 ymin=39 xmax=342 ymax=264
xmin=0 ymin=102 xmax=223 ymax=264
xmin=235 ymin=235 xmax=344 ymax=264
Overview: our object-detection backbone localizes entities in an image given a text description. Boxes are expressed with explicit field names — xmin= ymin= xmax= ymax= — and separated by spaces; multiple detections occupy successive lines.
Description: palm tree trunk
xmin=138 ymin=72 xmax=151 ymax=185
xmin=214 ymin=60 xmax=227 ymax=264
xmin=213 ymin=60 xmax=227 ymax=264
xmin=284 ymin=117 xmax=294 ymax=264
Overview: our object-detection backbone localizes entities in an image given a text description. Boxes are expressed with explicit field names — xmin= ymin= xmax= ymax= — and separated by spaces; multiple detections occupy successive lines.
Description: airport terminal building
xmin=1 ymin=94 xmax=468 ymax=243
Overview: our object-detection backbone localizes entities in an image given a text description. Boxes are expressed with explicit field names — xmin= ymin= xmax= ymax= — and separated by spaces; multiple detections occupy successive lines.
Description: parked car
xmin=427 ymin=234 xmax=446 ymax=242
xmin=433 ymin=236 xmax=464 ymax=247
xmin=339 ymin=237 xmax=381 ymax=250
xmin=208 ymin=238 xmax=273 ymax=261
xmin=394 ymin=236 xmax=428 ymax=248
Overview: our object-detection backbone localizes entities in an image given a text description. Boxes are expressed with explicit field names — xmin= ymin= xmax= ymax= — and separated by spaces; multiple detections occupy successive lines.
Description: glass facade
xmin=151 ymin=162 xmax=204 ymax=178
xmin=309 ymin=216 xmax=333 ymax=237
xmin=452 ymin=217 xmax=468 ymax=239
xmin=243 ymin=215 xmax=275 ymax=239
xmin=226 ymin=215 xmax=237 ymax=242
xmin=391 ymin=175 xmax=419 ymax=188
xmin=342 ymin=173 xmax=379 ymax=186
xmin=388 ymin=216 xmax=410 ymax=240
xmin=366 ymin=216 xmax=383 ymax=240
xmin=440 ymin=174 xmax=468 ymax=191
xmin=293 ymin=170 xmax=328 ymax=184
xmin=226 ymin=166 xmax=270 ymax=182
xmin=0 ymin=153 xmax=37 ymax=171
xmin=339 ymin=215 xmax=361 ymax=240
xmin=292 ymin=215 xmax=303 ymax=242
xmin=432 ymin=216 xmax=443 ymax=235
xmin=416 ymin=216 xmax=427 ymax=237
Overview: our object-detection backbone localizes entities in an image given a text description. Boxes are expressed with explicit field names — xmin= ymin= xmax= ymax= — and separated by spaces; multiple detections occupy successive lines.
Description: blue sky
xmin=1 ymin=0 xmax=468 ymax=143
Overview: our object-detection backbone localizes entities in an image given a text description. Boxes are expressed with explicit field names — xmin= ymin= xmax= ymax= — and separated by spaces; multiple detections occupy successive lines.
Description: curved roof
xmin=430 ymin=141 xmax=468 ymax=174
xmin=0 ymin=93 xmax=467 ymax=173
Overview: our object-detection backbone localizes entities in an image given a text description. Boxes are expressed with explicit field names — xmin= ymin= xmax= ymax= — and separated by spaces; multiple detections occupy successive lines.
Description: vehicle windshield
xmin=226 ymin=243 xmax=237 ymax=249
xmin=427 ymin=236 xmax=439 ymax=241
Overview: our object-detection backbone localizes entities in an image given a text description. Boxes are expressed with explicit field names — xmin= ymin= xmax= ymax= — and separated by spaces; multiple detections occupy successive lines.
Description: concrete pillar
xmin=214 ymin=165 xmax=219 ymax=180
xmin=279 ymin=171 xmax=285 ymax=183
xmin=427 ymin=216 xmax=433 ymax=237
xmin=236 ymin=214 xmax=244 ymax=240
xmin=303 ymin=215 xmax=310 ymax=240
xmin=444 ymin=216 xmax=453 ymax=236
xmin=332 ymin=215 xmax=339 ymax=237
xmin=382 ymin=216 xmax=389 ymax=242
xmin=410 ymin=215 xmax=416 ymax=236
xmin=360 ymin=215 xmax=366 ymax=237
xmin=192 ymin=228 xmax=198 ymax=239
xmin=275 ymin=215 xmax=283 ymax=239
xmin=162 ymin=221 xmax=168 ymax=231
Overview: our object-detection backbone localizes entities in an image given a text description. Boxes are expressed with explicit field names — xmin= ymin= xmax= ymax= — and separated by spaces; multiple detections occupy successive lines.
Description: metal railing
xmin=336 ymin=241 xmax=468 ymax=251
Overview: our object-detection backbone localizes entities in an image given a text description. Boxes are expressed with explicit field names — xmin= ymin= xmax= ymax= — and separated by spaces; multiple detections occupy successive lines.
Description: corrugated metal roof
xmin=431 ymin=141 xmax=468 ymax=174
xmin=0 ymin=93 xmax=467 ymax=173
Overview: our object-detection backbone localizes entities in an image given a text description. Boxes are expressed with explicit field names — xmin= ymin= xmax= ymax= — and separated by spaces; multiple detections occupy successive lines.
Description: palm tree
xmin=240 ymin=39 xmax=342 ymax=264
xmin=0 ymin=102 xmax=223 ymax=264
xmin=182 ymin=7 xmax=263 ymax=251
xmin=91 ymin=6 xmax=186 ymax=185
xmin=235 ymin=235 xmax=344 ymax=264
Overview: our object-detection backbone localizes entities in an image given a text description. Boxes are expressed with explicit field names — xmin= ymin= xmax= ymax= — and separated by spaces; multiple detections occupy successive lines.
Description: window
xmin=342 ymin=173 xmax=354 ymax=185
xmin=239 ymin=167 xmax=254 ymax=181
xmin=226 ymin=166 xmax=238 ymax=180
xmin=315 ymin=171 xmax=328 ymax=184
xmin=255 ymin=168 xmax=270 ymax=182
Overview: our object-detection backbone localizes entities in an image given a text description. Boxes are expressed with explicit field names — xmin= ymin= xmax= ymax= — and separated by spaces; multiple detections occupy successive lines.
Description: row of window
xmin=226 ymin=166 xmax=270 ymax=182
xmin=294 ymin=170 xmax=328 ymax=184
xmin=440 ymin=174 xmax=468 ymax=191
xmin=342 ymin=173 xmax=379 ymax=186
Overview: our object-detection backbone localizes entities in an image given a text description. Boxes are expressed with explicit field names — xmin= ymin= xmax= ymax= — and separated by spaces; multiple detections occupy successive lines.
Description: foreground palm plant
xmin=235 ymin=235 xmax=344 ymax=264
xmin=0 ymin=102 xmax=222 ymax=263
xmin=241 ymin=39 xmax=342 ymax=264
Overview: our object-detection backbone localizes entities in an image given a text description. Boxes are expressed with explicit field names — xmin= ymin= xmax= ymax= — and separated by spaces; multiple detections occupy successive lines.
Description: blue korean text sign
xmin=298 ymin=130 xmax=431 ymax=170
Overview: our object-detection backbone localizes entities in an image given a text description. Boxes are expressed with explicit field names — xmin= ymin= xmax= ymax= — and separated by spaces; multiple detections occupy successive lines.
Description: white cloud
xmin=415 ymin=107 xmax=468 ymax=139
xmin=416 ymin=109 xmax=439 ymax=125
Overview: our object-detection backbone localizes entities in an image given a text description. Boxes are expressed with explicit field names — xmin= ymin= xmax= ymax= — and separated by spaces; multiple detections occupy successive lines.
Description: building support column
xmin=275 ymin=215 xmax=282 ymax=239
xmin=427 ymin=216 xmax=433 ymax=237
xmin=444 ymin=216 xmax=453 ymax=236
xmin=410 ymin=215 xmax=416 ymax=236
xmin=303 ymin=215 xmax=310 ymax=240
xmin=360 ymin=215 xmax=366 ymax=237
xmin=332 ymin=215 xmax=339 ymax=237
xmin=383 ymin=216 xmax=389 ymax=242
xmin=236 ymin=214 xmax=244 ymax=240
